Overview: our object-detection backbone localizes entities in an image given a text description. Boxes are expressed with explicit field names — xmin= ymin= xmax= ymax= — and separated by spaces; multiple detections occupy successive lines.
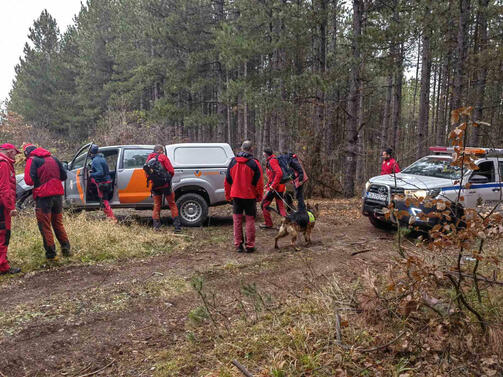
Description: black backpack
xmin=143 ymin=155 xmax=171 ymax=188
xmin=276 ymin=153 xmax=303 ymax=184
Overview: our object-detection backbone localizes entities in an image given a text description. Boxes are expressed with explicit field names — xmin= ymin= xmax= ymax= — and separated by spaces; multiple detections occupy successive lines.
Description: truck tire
xmin=368 ymin=214 xmax=393 ymax=230
xmin=176 ymin=193 xmax=209 ymax=227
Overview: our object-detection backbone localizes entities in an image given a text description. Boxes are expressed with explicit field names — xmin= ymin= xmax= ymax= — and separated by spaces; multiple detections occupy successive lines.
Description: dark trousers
xmin=90 ymin=178 xmax=116 ymax=220
xmin=0 ymin=205 xmax=12 ymax=272
xmin=232 ymin=198 xmax=256 ymax=248
xmin=35 ymin=196 xmax=70 ymax=258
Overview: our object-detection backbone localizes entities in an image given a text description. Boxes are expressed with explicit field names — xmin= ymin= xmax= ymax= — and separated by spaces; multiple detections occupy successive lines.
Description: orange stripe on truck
xmin=76 ymin=169 xmax=84 ymax=202
xmin=118 ymin=169 xmax=152 ymax=203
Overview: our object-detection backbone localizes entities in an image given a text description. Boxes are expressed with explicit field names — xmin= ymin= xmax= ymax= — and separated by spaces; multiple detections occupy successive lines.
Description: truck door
xmin=65 ymin=143 xmax=92 ymax=207
xmin=464 ymin=160 xmax=500 ymax=208
xmin=116 ymin=147 xmax=154 ymax=205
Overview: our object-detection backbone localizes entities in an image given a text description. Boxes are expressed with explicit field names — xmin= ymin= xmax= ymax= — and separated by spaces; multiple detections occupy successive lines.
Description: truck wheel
xmin=17 ymin=191 xmax=35 ymax=210
xmin=176 ymin=193 xmax=208 ymax=227
xmin=368 ymin=214 xmax=393 ymax=230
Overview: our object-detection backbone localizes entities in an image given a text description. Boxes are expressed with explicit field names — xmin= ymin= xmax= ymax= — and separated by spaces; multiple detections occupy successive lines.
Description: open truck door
xmin=65 ymin=143 xmax=92 ymax=207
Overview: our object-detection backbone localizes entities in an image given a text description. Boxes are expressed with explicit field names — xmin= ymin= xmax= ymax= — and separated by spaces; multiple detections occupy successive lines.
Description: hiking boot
xmin=173 ymin=216 xmax=182 ymax=233
xmin=45 ymin=245 xmax=57 ymax=260
xmin=61 ymin=243 xmax=72 ymax=257
xmin=236 ymin=243 xmax=244 ymax=253
xmin=0 ymin=267 xmax=21 ymax=275
xmin=245 ymin=247 xmax=256 ymax=253
xmin=259 ymin=224 xmax=274 ymax=230
xmin=153 ymin=219 xmax=161 ymax=231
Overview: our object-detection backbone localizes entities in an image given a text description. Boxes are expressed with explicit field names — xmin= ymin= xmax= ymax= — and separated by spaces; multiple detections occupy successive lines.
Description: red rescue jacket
xmin=265 ymin=155 xmax=285 ymax=192
xmin=146 ymin=152 xmax=175 ymax=190
xmin=380 ymin=158 xmax=400 ymax=175
xmin=0 ymin=152 xmax=16 ymax=211
xmin=24 ymin=148 xmax=67 ymax=199
xmin=225 ymin=152 xmax=263 ymax=201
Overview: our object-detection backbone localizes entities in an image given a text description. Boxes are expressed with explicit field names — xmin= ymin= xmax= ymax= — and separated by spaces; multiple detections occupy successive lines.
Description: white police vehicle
xmin=362 ymin=147 xmax=503 ymax=228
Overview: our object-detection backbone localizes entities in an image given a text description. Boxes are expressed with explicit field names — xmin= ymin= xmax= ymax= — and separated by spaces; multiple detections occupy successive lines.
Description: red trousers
xmin=152 ymin=189 xmax=179 ymax=220
xmin=0 ymin=205 xmax=12 ymax=273
xmin=261 ymin=190 xmax=286 ymax=227
xmin=232 ymin=198 xmax=256 ymax=248
xmin=91 ymin=178 xmax=116 ymax=220
xmin=35 ymin=196 xmax=70 ymax=258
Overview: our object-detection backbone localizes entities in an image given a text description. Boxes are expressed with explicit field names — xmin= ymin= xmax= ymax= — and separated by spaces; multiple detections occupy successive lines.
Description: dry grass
xmin=3 ymin=211 xmax=189 ymax=277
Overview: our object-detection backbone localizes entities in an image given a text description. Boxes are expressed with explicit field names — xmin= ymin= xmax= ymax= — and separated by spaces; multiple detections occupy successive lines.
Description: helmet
xmin=89 ymin=144 xmax=99 ymax=155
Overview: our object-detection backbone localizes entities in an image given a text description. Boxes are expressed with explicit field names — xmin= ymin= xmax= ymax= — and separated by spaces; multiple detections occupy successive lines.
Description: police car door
xmin=465 ymin=160 xmax=500 ymax=208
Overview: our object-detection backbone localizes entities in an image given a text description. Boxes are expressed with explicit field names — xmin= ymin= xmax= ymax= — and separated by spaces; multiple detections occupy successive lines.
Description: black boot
xmin=61 ymin=242 xmax=72 ymax=257
xmin=0 ymin=267 xmax=21 ymax=275
xmin=45 ymin=245 xmax=58 ymax=261
xmin=153 ymin=219 xmax=161 ymax=231
xmin=173 ymin=217 xmax=182 ymax=233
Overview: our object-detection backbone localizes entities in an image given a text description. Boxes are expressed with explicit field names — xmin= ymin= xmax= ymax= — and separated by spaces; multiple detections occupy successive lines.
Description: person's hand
xmin=10 ymin=210 xmax=18 ymax=217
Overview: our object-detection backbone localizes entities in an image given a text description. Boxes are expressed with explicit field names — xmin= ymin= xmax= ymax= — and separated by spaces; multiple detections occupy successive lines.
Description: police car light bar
xmin=429 ymin=146 xmax=503 ymax=156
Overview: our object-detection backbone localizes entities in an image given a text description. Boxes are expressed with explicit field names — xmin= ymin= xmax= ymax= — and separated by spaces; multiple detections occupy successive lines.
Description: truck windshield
xmin=402 ymin=157 xmax=462 ymax=180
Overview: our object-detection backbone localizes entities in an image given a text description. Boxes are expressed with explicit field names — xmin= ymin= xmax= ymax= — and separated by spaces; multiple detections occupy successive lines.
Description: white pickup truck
xmin=362 ymin=146 xmax=503 ymax=228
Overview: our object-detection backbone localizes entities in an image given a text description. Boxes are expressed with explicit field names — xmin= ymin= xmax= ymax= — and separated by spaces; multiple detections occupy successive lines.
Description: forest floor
xmin=0 ymin=199 xmax=499 ymax=376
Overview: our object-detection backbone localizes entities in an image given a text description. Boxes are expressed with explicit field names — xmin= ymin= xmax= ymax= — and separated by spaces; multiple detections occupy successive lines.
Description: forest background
xmin=2 ymin=0 xmax=502 ymax=197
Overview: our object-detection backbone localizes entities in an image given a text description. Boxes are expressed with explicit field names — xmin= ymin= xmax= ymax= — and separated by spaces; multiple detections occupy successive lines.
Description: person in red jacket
xmin=23 ymin=144 xmax=70 ymax=260
xmin=0 ymin=144 xmax=22 ymax=275
xmin=381 ymin=148 xmax=400 ymax=175
xmin=146 ymin=145 xmax=181 ymax=232
xmin=260 ymin=148 xmax=287 ymax=229
xmin=225 ymin=140 xmax=263 ymax=252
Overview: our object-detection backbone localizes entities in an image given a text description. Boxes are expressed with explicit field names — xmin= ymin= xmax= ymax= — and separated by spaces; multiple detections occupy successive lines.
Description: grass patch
xmin=3 ymin=211 xmax=189 ymax=277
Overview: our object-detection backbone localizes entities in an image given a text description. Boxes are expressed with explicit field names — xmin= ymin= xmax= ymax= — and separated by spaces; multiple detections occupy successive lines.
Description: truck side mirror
xmin=469 ymin=174 xmax=489 ymax=184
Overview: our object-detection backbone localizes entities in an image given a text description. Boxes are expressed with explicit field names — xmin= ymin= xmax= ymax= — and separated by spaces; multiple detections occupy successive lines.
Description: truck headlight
xmin=365 ymin=181 xmax=371 ymax=192
xmin=404 ymin=189 xmax=440 ymax=198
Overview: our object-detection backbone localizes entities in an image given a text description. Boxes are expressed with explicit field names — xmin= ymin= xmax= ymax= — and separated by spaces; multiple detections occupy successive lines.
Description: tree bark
xmin=343 ymin=0 xmax=363 ymax=198
xmin=451 ymin=0 xmax=471 ymax=112
xmin=417 ymin=0 xmax=432 ymax=158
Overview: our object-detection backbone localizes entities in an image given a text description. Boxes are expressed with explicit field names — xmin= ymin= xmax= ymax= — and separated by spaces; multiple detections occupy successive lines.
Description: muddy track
xmin=0 ymin=201 xmax=396 ymax=376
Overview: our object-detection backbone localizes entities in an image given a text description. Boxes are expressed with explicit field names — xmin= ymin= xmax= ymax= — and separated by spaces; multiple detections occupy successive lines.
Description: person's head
xmin=0 ymin=143 xmax=20 ymax=160
xmin=22 ymin=143 xmax=37 ymax=158
xmin=263 ymin=147 xmax=273 ymax=159
xmin=382 ymin=148 xmax=393 ymax=160
xmin=89 ymin=144 xmax=99 ymax=156
xmin=154 ymin=145 xmax=165 ymax=154
xmin=241 ymin=140 xmax=253 ymax=153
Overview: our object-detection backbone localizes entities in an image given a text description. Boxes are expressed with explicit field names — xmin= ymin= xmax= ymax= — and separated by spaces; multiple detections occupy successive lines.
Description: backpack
xmin=276 ymin=153 xmax=304 ymax=184
xmin=143 ymin=155 xmax=171 ymax=188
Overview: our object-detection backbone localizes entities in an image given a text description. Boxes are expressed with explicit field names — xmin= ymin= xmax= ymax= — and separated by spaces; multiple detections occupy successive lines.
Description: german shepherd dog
xmin=274 ymin=203 xmax=319 ymax=250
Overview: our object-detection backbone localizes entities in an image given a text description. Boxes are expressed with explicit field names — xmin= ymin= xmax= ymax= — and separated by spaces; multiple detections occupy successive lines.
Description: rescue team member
xmin=381 ymin=148 xmax=400 ymax=175
xmin=88 ymin=144 xmax=117 ymax=222
xmin=225 ymin=140 xmax=263 ymax=253
xmin=260 ymin=148 xmax=286 ymax=229
xmin=290 ymin=153 xmax=307 ymax=212
xmin=23 ymin=144 xmax=71 ymax=260
xmin=146 ymin=145 xmax=181 ymax=233
xmin=0 ymin=144 xmax=21 ymax=275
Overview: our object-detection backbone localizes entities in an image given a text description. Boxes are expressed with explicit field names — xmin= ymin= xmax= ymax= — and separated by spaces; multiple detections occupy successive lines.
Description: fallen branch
xmin=232 ymin=360 xmax=254 ymax=377
xmin=351 ymin=249 xmax=372 ymax=256
xmin=358 ymin=330 xmax=407 ymax=353
xmin=75 ymin=359 xmax=115 ymax=377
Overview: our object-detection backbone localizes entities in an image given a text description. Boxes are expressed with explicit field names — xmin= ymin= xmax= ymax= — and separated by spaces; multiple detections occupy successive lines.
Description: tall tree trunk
xmin=391 ymin=44 xmax=403 ymax=153
xmin=451 ymin=0 xmax=471 ymax=112
xmin=380 ymin=70 xmax=393 ymax=151
xmin=243 ymin=61 xmax=248 ymax=140
xmin=472 ymin=0 xmax=489 ymax=145
xmin=343 ymin=0 xmax=363 ymax=197
xmin=417 ymin=1 xmax=432 ymax=158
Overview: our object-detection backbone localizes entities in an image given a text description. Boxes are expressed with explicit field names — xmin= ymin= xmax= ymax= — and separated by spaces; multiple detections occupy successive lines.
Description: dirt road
xmin=0 ymin=199 xmax=398 ymax=376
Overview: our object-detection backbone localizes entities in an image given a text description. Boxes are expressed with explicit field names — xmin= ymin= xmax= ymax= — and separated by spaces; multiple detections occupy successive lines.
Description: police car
xmin=362 ymin=147 xmax=503 ymax=229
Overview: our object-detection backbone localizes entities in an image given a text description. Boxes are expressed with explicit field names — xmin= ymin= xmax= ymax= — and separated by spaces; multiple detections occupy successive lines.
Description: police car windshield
xmin=402 ymin=156 xmax=461 ymax=180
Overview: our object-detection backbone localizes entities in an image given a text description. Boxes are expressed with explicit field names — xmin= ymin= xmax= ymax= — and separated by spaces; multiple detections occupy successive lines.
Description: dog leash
xmin=271 ymin=187 xmax=298 ymax=213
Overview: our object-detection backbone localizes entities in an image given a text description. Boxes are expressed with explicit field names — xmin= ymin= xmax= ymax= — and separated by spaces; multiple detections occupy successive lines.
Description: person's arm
xmin=291 ymin=157 xmax=304 ymax=182
xmin=161 ymin=155 xmax=175 ymax=176
xmin=251 ymin=160 xmax=264 ymax=201
xmin=393 ymin=160 xmax=401 ymax=173
xmin=54 ymin=157 xmax=67 ymax=181
xmin=24 ymin=158 xmax=34 ymax=186
xmin=0 ymin=162 xmax=15 ymax=210
xmin=225 ymin=160 xmax=235 ymax=201
xmin=269 ymin=158 xmax=282 ymax=191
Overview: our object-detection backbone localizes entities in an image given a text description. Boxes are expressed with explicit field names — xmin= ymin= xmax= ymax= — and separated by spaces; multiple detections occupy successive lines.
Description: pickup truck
xmin=362 ymin=146 xmax=503 ymax=229
xmin=16 ymin=143 xmax=235 ymax=226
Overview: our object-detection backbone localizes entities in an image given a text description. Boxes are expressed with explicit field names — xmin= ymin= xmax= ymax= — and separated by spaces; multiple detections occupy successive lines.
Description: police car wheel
xmin=176 ymin=193 xmax=208 ymax=227
xmin=368 ymin=214 xmax=393 ymax=230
